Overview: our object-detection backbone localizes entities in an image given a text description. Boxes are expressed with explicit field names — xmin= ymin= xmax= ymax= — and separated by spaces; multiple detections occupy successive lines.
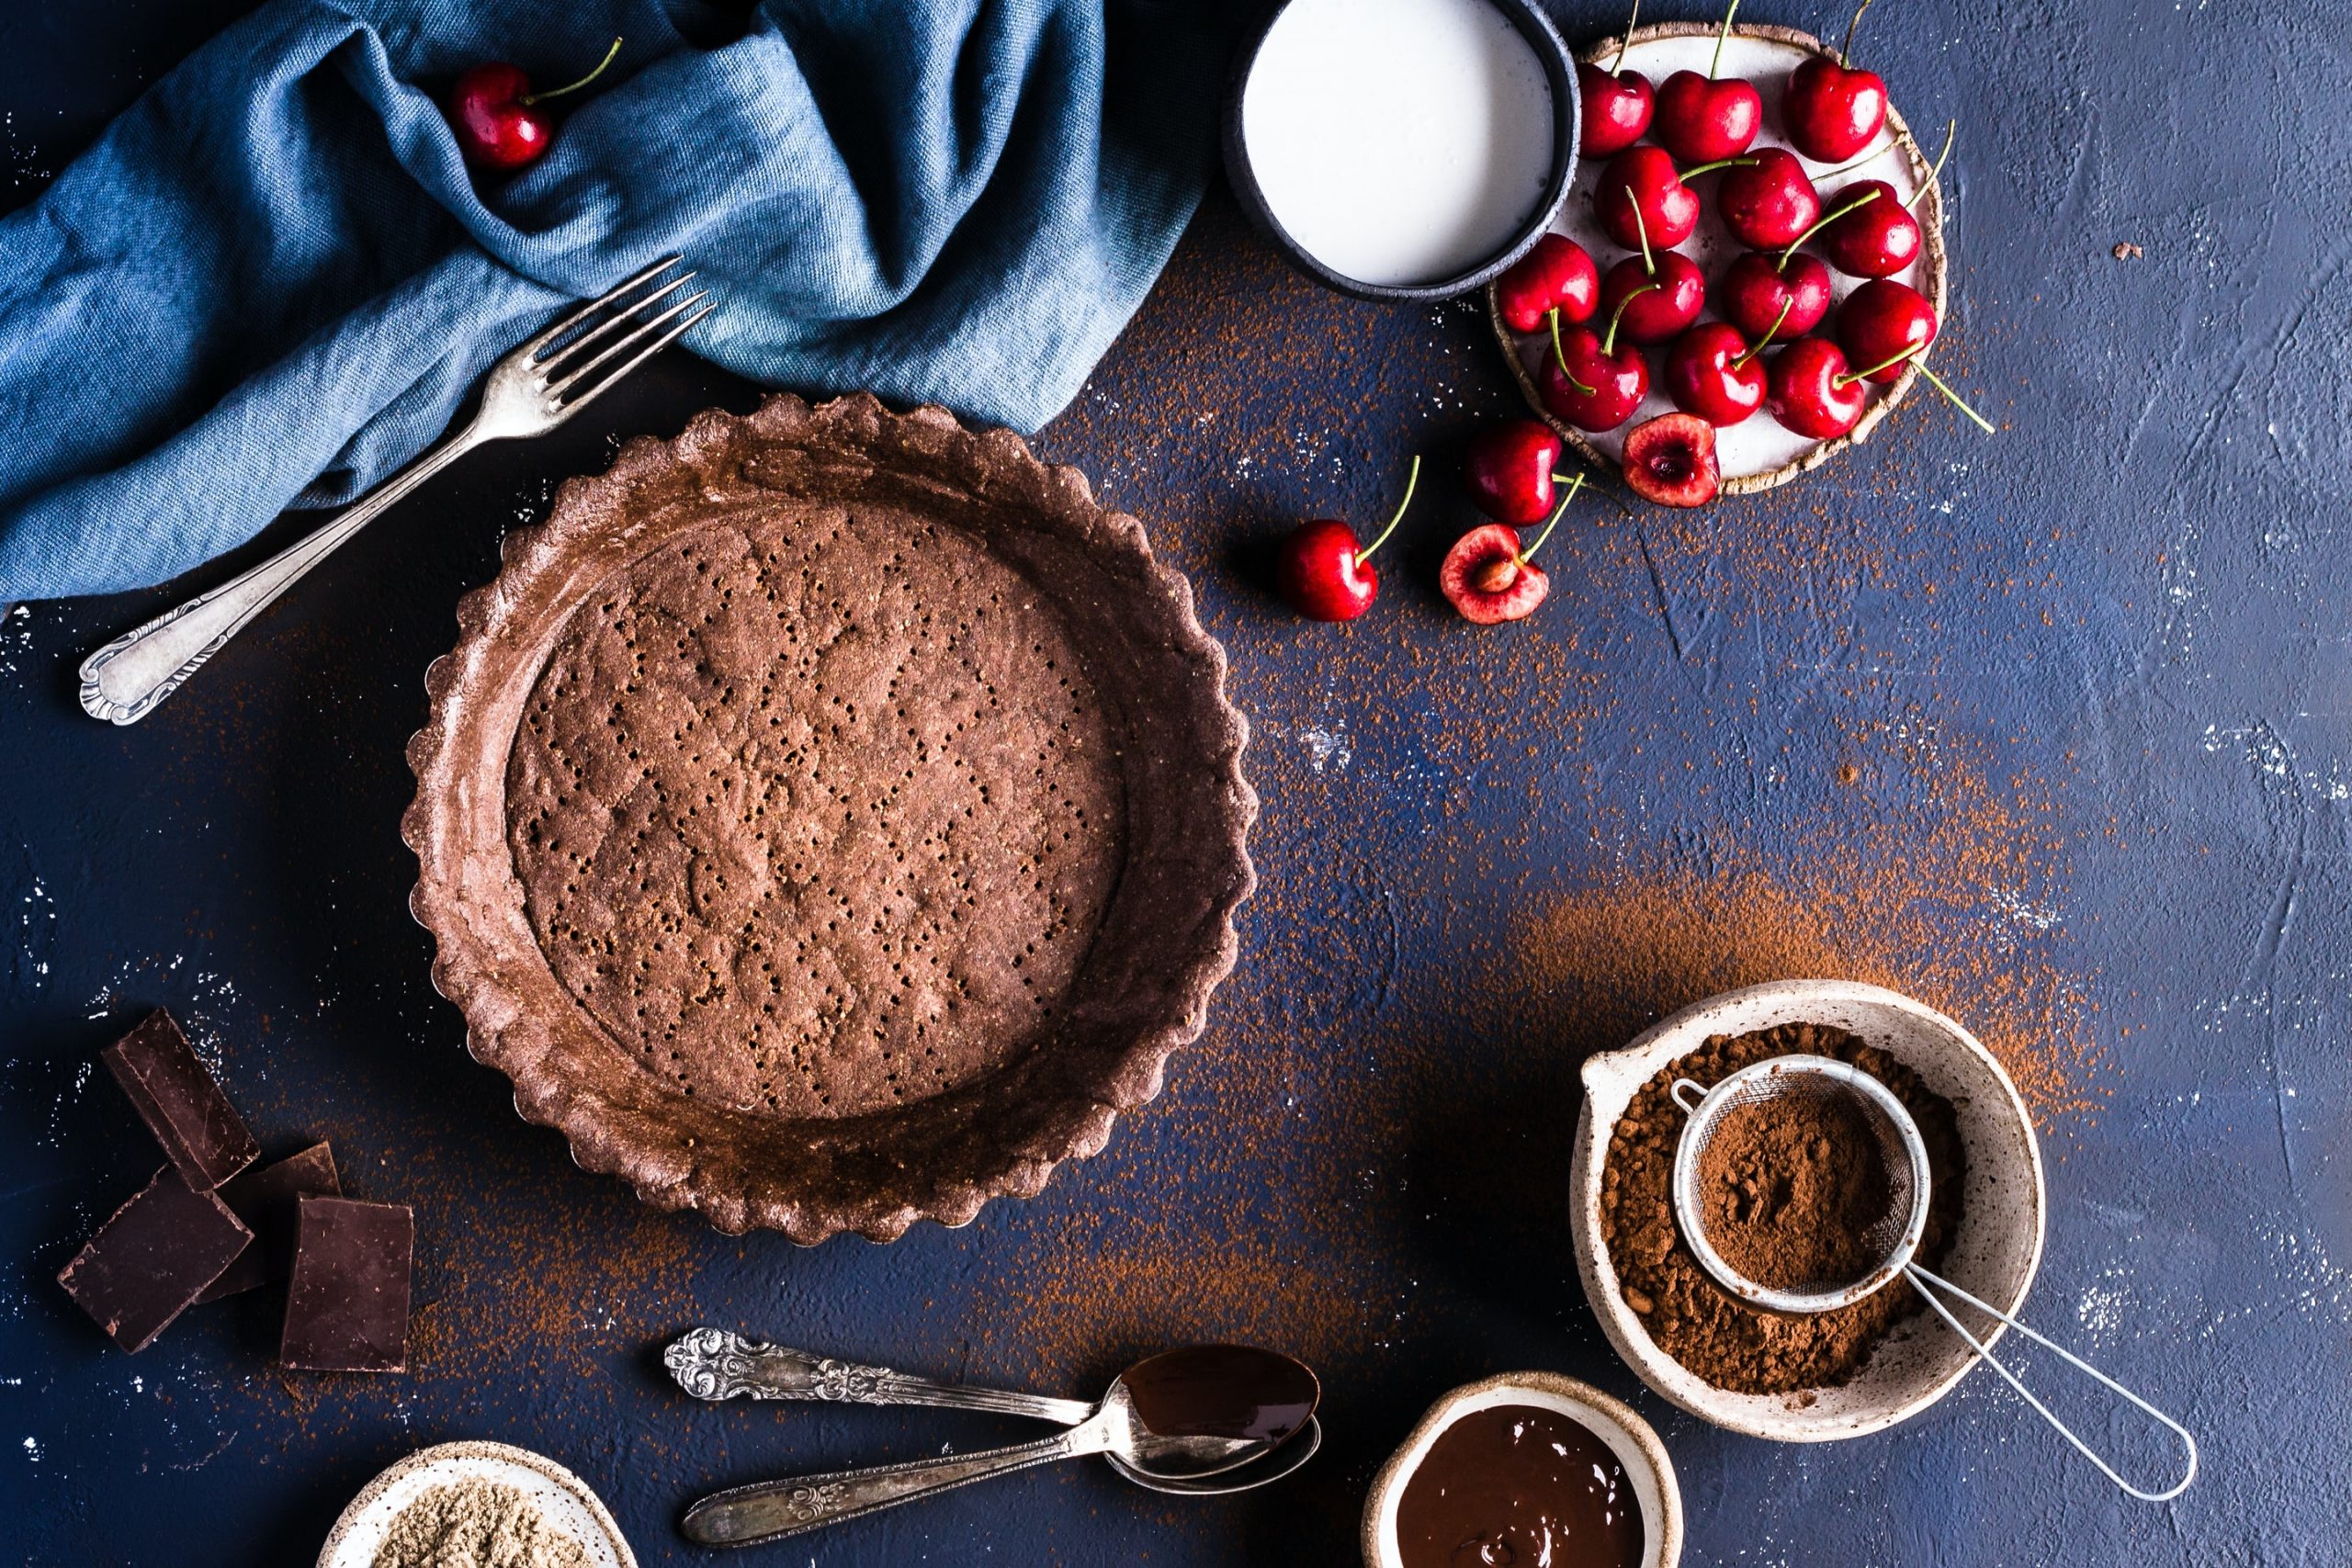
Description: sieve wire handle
xmin=1669 ymin=1078 xmax=1708 ymax=1112
xmin=1903 ymin=1261 xmax=2198 ymax=1502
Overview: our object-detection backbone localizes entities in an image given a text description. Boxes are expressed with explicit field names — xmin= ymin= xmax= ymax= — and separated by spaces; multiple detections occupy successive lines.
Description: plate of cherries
xmin=1489 ymin=2 xmax=1989 ymax=508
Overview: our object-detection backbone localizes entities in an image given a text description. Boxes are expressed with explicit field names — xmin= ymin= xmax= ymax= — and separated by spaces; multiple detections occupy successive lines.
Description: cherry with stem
xmin=1857 ymin=344 xmax=1997 ymax=433
xmin=1778 ymin=187 xmax=1879 ymax=269
xmin=1904 ymin=119 xmax=1957 ymax=210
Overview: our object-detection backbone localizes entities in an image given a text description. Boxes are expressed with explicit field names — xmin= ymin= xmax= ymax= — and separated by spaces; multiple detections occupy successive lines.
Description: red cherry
xmin=1764 ymin=336 xmax=1871 ymax=437
xmin=1621 ymin=412 xmax=1720 ymax=508
xmin=1717 ymin=250 xmax=1831 ymax=339
xmin=1275 ymin=457 xmax=1420 ymax=621
xmin=1835 ymin=278 xmax=1936 ymax=384
xmin=1494 ymin=235 xmax=1600 ymax=335
xmin=445 ymin=38 xmax=622 ymax=172
xmin=1600 ymin=252 xmax=1704 ymax=344
xmin=1463 ymin=420 xmax=1568 ymax=525
xmin=1656 ymin=72 xmax=1763 ymax=164
xmin=1577 ymin=62 xmax=1656 ymax=157
xmin=1718 ymin=149 xmax=1820 ymax=249
xmin=1536 ymin=286 xmax=1652 ymax=434
xmin=1654 ymin=1 xmax=1762 ymax=162
xmin=1783 ymin=2 xmax=1890 ymax=161
xmin=1820 ymin=179 xmax=1921 ymax=276
xmin=1784 ymin=56 xmax=1888 ymax=162
xmin=1664 ymin=321 xmax=1768 ymax=426
xmin=1593 ymin=147 xmax=1702 ymax=251
xmin=448 ymin=64 xmax=551 ymax=169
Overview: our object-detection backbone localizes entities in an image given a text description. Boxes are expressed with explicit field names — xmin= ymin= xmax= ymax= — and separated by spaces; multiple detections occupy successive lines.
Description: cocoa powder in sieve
xmin=1598 ymin=1021 xmax=1964 ymax=1394
xmin=1696 ymin=1089 xmax=1894 ymax=1293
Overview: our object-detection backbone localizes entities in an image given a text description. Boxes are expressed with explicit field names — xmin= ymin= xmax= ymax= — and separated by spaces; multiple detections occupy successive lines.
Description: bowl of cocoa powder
xmin=1568 ymin=978 xmax=2045 ymax=1440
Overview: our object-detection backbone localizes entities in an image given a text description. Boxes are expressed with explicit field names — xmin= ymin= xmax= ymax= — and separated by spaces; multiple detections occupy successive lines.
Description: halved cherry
xmin=1441 ymin=475 xmax=1587 ymax=625
xmin=1622 ymin=412 xmax=1720 ymax=508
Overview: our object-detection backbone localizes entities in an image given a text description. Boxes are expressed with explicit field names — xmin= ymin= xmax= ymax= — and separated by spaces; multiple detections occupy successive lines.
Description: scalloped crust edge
xmin=401 ymin=393 xmax=1257 ymax=1243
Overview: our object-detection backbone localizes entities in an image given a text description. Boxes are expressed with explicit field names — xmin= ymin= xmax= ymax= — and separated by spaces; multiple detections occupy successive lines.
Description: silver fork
xmin=77 ymin=255 xmax=714 ymax=725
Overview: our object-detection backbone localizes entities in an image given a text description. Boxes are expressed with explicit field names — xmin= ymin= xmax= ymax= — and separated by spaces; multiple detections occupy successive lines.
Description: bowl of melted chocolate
xmin=1363 ymin=1371 xmax=1680 ymax=1568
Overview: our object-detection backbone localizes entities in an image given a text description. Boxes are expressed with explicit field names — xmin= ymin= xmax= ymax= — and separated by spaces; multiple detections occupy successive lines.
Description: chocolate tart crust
xmin=403 ymin=394 xmax=1256 ymax=1242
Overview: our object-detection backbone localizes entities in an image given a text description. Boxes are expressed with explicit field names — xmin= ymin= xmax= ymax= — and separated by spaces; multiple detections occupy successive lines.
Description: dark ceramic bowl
xmin=1222 ymin=0 xmax=1580 ymax=301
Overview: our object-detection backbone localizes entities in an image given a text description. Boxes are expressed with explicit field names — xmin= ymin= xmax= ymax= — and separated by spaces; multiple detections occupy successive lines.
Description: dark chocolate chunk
xmin=101 ymin=1010 xmax=259 ymax=1190
xmin=280 ymin=1196 xmax=413 ymax=1372
xmin=56 ymin=1168 xmax=252 ymax=1352
xmin=193 ymin=1142 xmax=341 ymax=1304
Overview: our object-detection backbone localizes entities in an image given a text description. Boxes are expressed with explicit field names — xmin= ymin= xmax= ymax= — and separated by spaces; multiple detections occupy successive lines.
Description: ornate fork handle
xmin=680 ymin=1425 xmax=1101 ymax=1547
xmin=662 ymin=1328 xmax=1094 ymax=1425
xmin=77 ymin=428 xmax=481 ymax=724
xmin=77 ymin=254 xmax=711 ymax=726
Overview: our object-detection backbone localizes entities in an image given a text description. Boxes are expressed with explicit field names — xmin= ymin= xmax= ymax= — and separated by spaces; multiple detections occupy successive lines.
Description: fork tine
xmin=537 ymin=271 xmax=698 ymax=378
xmin=544 ymin=290 xmax=709 ymax=400
xmin=552 ymin=301 xmax=716 ymax=414
xmin=522 ymin=254 xmax=685 ymax=358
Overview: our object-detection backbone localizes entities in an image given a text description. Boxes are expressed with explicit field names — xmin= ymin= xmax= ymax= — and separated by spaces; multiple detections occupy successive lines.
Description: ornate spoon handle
xmin=680 ymin=1424 xmax=1103 ymax=1547
xmin=662 ymin=1328 xmax=1094 ymax=1425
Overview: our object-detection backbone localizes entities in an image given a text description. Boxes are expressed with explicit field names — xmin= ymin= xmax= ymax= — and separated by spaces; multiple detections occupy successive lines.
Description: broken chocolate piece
xmin=101 ymin=1010 xmax=259 ymax=1190
xmin=194 ymin=1142 xmax=341 ymax=1303
xmin=56 ymin=1168 xmax=252 ymax=1352
xmin=280 ymin=1196 xmax=413 ymax=1372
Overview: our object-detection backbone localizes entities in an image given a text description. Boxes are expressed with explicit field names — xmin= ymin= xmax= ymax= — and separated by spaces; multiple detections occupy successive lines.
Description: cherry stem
xmin=1551 ymin=310 xmax=1596 ymax=397
xmin=1354 ymin=456 xmax=1421 ymax=566
xmin=1681 ymin=156 xmax=1758 ymax=180
xmin=1834 ymin=343 xmax=1925 ymax=386
xmin=1631 ymin=198 xmax=1655 ymax=275
xmin=1735 ymin=299 xmax=1793 ymax=367
xmin=1518 ymin=474 xmax=1587 ymax=565
xmin=1816 ymin=141 xmax=1896 ymax=182
xmin=1711 ymin=0 xmax=1741 ymax=78
xmin=525 ymin=37 xmax=624 ymax=105
xmin=1778 ymin=187 xmax=1879 ymax=268
xmin=1905 ymin=119 xmax=1957 ymax=211
xmin=1839 ymin=0 xmax=1877 ymax=67
xmin=1611 ymin=0 xmax=1641 ymax=73
xmin=1600 ymin=283 xmax=1656 ymax=355
xmin=1916 ymin=364 xmax=1997 ymax=434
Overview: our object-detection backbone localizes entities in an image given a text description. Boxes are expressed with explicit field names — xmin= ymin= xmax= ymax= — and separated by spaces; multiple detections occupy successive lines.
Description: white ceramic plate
xmin=1491 ymin=23 xmax=1948 ymax=494
xmin=315 ymin=1440 xmax=638 ymax=1568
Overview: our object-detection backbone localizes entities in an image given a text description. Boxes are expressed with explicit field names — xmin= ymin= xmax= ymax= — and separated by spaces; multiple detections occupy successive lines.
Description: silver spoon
xmin=674 ymin=1341 xmax=1321 ymax=1547
xmin=664 ymin=1331 xmax=1321 ymax=1501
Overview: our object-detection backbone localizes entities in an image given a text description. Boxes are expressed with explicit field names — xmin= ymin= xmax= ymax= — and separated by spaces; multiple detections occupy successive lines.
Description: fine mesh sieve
xmin=1663 ymin=1048 xmax=2200 ymax=1504
xmin=1668 ymin=1055 xmax=1932 ymax=1314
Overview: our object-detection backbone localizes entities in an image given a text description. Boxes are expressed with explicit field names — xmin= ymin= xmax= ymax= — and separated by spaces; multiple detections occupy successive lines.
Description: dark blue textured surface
xmin=5 ymin=2 xmax=2349 ymax=1563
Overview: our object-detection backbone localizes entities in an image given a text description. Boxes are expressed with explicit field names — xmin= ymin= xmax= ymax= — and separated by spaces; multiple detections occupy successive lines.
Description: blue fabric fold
xmin=0 ymin=0 xmax=1230 ymax=602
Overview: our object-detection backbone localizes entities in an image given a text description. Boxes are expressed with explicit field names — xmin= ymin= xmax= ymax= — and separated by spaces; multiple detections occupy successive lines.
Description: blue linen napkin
xmin=0 ymin=0 xmax=1231 ymax=603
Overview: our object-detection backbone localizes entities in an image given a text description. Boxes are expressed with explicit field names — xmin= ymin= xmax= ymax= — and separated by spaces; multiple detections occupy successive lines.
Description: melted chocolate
xmin=1121 ymin=1345 xmax=1319 ymax=1441
xmin=1396 ymin=1404 xmax=1645 ymax=1568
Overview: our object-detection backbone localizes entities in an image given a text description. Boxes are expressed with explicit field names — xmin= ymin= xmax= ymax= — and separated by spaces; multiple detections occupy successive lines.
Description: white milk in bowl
xmin=1239 ymin=0 xmax=1559 ymax=290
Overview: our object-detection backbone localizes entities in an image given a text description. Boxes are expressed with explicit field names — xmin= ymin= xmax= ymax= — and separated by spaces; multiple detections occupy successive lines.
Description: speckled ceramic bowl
xmin=316 ymin=1440 xmax=637 ymax=1568
xmin=1361 ymin=1371 xmax=1682 ymax=1568
xmin=1569 ymin=978 xmax=2046 ymax=1440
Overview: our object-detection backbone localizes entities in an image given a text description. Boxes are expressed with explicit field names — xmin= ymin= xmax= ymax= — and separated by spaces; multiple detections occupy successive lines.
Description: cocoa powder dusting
xmin=1695 ymin=1088 xmax=1893 ymax=1293
xmin=1600 ymin=1022 xmax=1963 ymax=1393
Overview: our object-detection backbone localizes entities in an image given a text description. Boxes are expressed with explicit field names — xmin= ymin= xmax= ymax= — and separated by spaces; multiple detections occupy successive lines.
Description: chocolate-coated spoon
xmin=673 ymin=1339 xmax=1319 ymax=1546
